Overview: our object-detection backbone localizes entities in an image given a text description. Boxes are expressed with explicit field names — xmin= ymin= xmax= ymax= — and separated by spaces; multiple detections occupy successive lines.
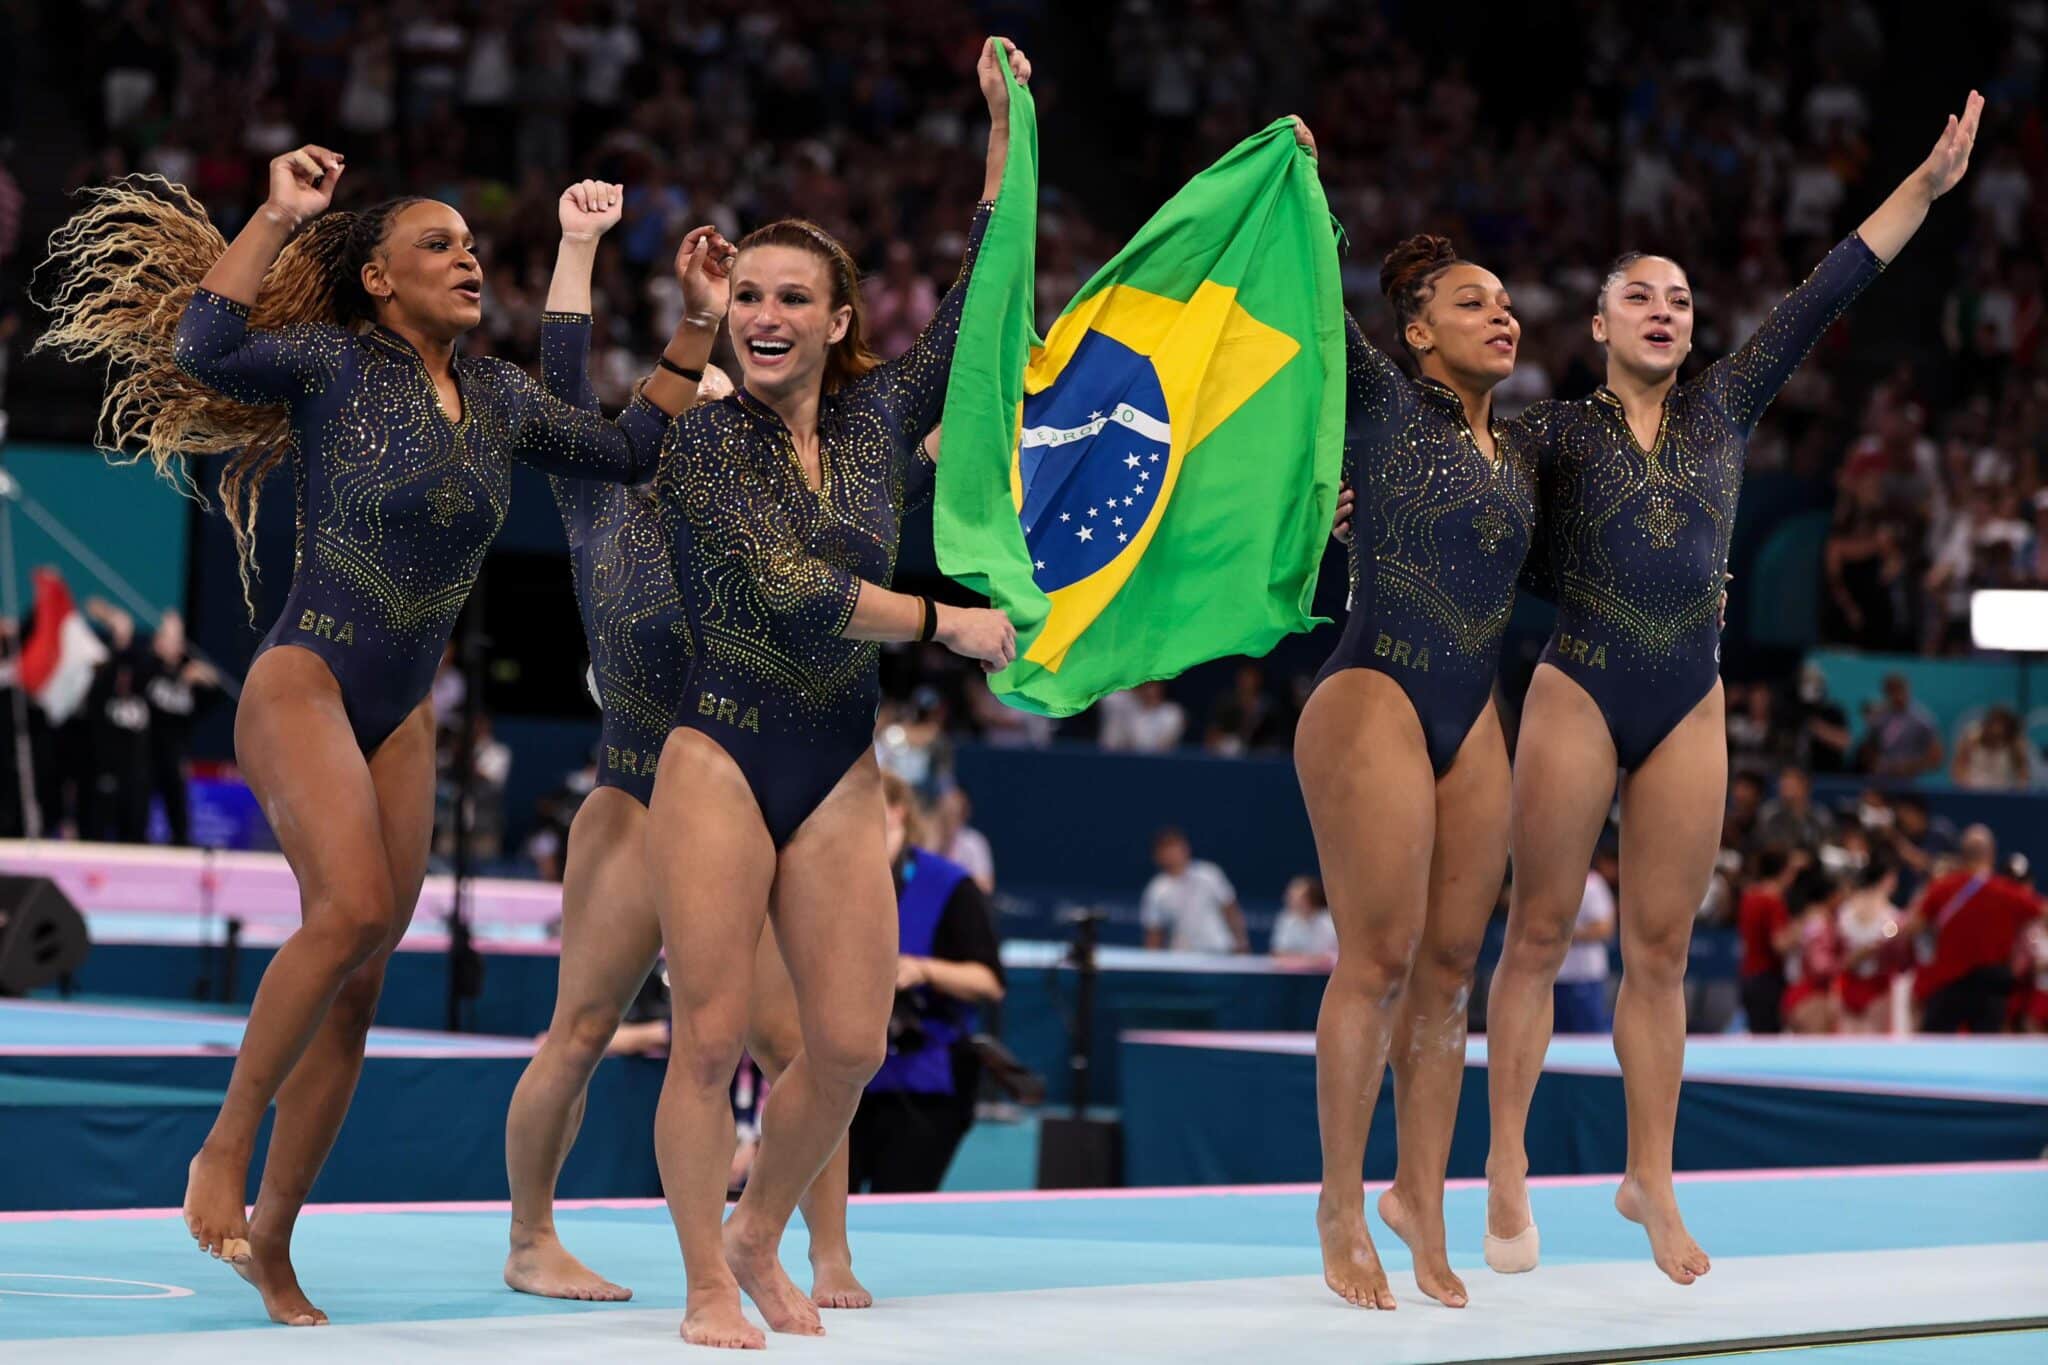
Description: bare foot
xmin=1377 ymin=1186 xmax=1467 ymax=1308
xmin=184 ymin=1148 xmax=252 ymax=1265
xmin=809 ymin=1257 xmax=873 ymax=1310
xmin=680 ymin=1281 xmax=766 ymax=1351
xmin=230 ymin=1231 xmax=326 ymax=1326
xmin=723 ymin=1213 xmax=823 ymax=1335
xmin=504 ymin=1235 xmax=633 ymax=1302
xmin=1316 ymin=1196 xmax=1397 ymax=1310
xmin=1615 ymin=1175 xmax=1711 ymax=1285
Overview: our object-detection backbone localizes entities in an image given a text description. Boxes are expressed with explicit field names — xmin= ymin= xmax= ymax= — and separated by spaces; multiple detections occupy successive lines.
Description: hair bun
xmin=1379 ymin=234 xmax=1458 ymax=300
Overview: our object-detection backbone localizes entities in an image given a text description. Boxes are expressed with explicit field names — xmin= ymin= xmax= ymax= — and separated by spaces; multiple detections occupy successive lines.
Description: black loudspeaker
xmin=0 ymin=874 xmax=90 ymax=996
xmin=1035 ymin=1114 xmax=1124 ymax=1190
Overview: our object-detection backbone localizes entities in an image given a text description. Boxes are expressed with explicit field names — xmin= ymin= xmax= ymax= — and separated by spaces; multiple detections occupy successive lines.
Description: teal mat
xmin=2 ymin=1165 xmax=2041 ymax=1341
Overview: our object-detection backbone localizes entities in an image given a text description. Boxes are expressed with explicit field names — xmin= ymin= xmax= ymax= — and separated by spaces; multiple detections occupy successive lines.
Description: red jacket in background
xmin=1738 ymin=886 xmax=1791 ymax=979
xmin=1915 ymin=871 xmax=2043 ymax=1000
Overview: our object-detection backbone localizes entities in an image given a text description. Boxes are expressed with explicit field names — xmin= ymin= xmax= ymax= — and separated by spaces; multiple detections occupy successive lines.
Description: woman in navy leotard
xmin=1483 ymin=93 xmax=1983 ymax=1287
xmin=645 ymin=41 xmax=1026 ymax=1350
xmin=500 ymin=183 xmax=869 ymax=1313
xmin=1293 ymin=124 xmax=1538 ymax=1311
xmin=36 ymin=146 xmax=712 ymax=1326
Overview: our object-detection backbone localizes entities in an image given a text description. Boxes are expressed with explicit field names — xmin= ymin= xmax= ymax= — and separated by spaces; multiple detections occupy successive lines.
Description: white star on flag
xmin=1112 ymin=516 xmax=1123 ymax=526
xmin=1149 ymin=453 xmax=1161 ymax=462
xmin=1034 ymin=559 xmax=1045 ymax=570
xmin=1138 ymin=470 xmax=1150 ymax=482
xmin=1087 ymin=507 xmax=1098 ymax=517
xmin=1124 ymin=454 xmax=1140 ymax=469
xmin=1117 ymin=532 xmax=1128 ymax=543
xmin=1059 ymin=512 xmax=1071 ymax=522
xmin=1077 ymin=526 xmax=1093 ymax=542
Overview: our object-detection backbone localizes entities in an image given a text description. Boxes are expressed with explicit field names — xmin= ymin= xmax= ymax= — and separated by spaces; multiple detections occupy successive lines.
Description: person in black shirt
xmin=1787 ymin=663 xmax=1852 ymax=775
xmin=848 ymin=772 xmax=1004 ymax=1194
xmin=80 ymin=599 xmax=151 ymax=842
xmin=140 ymin=610 xmax=221 ymax=846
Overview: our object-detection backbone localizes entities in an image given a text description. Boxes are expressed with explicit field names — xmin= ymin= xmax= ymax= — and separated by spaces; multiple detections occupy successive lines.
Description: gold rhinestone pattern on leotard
xmin=651 ymin=208 xmax=987 ymax=741
xmin=538 ymin=313 xmax=694 ymax=743
xmin=1340 ymin=315 xmax=1539 ymax=664
xmin=172 ymin=288 xmax=665 ymax=708
xmin=1518 ymin=235 xmax=1885 ymax=675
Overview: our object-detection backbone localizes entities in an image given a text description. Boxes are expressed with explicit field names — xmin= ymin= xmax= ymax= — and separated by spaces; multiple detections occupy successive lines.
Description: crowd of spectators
xmin=9 ymin=5 xmax=2048 ymax=1037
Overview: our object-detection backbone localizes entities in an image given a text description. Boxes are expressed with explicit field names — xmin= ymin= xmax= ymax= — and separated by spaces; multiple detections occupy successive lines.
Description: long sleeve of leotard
xmin=1343 ymin=310 xmax=1417 ymax=444
xmin=489 ymin=356 xmax=667 ymax=484
xmin=656 ymin=406 xmax=864 ymax=638
xmin=1702 ymin=233 xmax=1884 ymax=436
xmin=538 ymin=310 xmax=602 ymax=412
xmin=172 ymin=287 xmax=351 ymax=402
xmin=537 ymin=311 xmax=605 ymax=539
xmin=854 ymin=204 xmax=994 ymax=508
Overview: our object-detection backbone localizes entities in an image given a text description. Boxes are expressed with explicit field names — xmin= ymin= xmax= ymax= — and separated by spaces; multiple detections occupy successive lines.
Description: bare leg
xmin=505 ymin=788 xmax=662 ymax=1301
xmin=1294 ymin=671 xmax=1436 ymax=1311
xmin=234 ymin=700 xmax=435 ymax=1326
xmin=1485 ymin=664 xmax=1617 ymax=1267
xmin=647 ymin=729 xmax=777 ymax=1351
xmin=1613 ymin=685 xmax=1724 ymax=1285
xmin=723 ymin=755 xmax=895 ymax=1337
xmin=184 ymin=649 xmax=408 ymax=1269
xmin=1380 ymin=705 xmax=1509 ymax=1308
xmin=747 ymin=920 xmax=867 ymax=1309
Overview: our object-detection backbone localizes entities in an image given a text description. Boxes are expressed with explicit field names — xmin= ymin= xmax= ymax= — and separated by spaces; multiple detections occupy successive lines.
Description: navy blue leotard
xmin=537 ymin=310 xmax=692 ymax=806
xmin=1519 ymin=234 xmax=1883 ymax=770
xmin=1314 ymin=313 xmax=1539 ymax=775
xmin=651 ymin=206 xmax=987 ymax=846
xmin=173 ymin=287 xmax=668 ymax=753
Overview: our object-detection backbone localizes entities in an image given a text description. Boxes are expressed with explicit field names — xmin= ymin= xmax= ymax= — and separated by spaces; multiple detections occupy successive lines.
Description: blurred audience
xmin=1268 ymin=875 xmax=1337 ymax=959
xmin=1140 ymin=826 xmax=1246 ymax=954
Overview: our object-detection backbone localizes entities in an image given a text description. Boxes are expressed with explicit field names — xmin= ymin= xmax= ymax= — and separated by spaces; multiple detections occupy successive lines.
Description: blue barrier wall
xmin=955 ymin=744 xmax=2048 ymax=913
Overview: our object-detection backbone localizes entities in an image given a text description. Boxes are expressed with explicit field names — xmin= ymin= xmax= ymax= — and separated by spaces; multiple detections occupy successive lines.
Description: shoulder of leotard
xmin=456 ymin=353 xmax=534 ymax=389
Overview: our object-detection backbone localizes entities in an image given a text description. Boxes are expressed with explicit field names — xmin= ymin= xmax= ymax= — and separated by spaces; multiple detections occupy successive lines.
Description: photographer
xmin=848 ymin=774 xmax=1006 ymax=1194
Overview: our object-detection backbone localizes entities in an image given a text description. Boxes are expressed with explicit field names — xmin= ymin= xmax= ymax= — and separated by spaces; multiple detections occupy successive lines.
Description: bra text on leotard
xmin=605 ymin=746 xmax=657 ymax=778
xmin=297 ymin=610 xmax=356 ymax=645
xmin=697 ymin=691 xmax=763 ymax=733
xmin=1373 ymin=633 xmax=1431 ymax=672
xmin=1556 ymin=632 xmax=1608 ymax=668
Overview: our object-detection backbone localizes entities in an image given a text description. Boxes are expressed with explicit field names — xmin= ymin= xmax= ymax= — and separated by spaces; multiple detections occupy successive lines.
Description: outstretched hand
xmin=264 ymin=144 xmax=344 ymax=225
xmin=1921 ymin=89 xmax=1983 ymax=200
xmin=675 ymin=224 xmax=738 ymax=323
xmin=560 ymin=180 xmax=624 ymax=243
xmin=978 ymin=37 xmax=1032 ymax=120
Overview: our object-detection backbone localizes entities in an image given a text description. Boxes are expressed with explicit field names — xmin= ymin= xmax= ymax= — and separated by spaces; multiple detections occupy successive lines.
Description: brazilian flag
xmin=936 ymin=79 xmax=1345 ymax=717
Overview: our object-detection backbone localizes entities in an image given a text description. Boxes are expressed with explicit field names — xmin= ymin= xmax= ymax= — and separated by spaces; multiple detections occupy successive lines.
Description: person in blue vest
xmin=848 ymin=773 xmax=1005 ymax=1193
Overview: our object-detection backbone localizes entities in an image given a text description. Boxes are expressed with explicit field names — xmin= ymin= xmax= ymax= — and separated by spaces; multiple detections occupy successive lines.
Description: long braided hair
xmin=33 ymin=177 xmax=423 ymax=614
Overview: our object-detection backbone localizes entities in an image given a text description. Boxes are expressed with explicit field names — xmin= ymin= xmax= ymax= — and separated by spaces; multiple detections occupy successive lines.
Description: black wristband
xmin=657 ymin=355 xmax=704 ymax=382
xmin=918 ymin=596 xmax=938 ymax=643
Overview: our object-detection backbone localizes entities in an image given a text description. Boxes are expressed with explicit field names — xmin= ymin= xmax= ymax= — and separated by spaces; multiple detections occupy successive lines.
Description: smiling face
xmin=728 ymin=243 xmax=850 ymax=401
xmin=1407 ymin=263 xmax=1519 ymax=390
xmin=1594 ymin=255 xmax=1694 ymax=384
xmin=361 ymin=200 xmax=482 ymax=339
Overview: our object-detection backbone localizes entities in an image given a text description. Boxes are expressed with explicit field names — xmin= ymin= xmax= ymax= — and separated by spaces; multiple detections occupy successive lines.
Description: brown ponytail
xmin=733 ymin=218 xmax=881 ymax=393
xmin=33 ymin=176 xmax=421 ymax=616
xmin=1379 ymin=233 xmax=1460 ymax=356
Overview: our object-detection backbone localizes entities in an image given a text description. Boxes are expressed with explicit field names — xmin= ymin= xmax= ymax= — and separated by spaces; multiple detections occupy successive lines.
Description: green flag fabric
xmin=935 ymin=114 xmax=1346 ymax=717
